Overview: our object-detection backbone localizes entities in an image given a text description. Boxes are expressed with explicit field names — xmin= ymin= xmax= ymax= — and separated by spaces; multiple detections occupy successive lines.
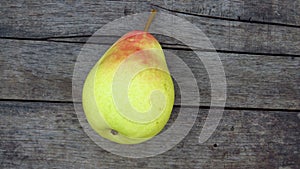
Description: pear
xmin=82 ymin=12 xmax=174 ymax=144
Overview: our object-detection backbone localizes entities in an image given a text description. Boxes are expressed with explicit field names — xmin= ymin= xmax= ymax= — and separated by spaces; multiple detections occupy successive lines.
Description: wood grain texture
xmin=0 ymin=0 xmax=150 ymax=38
xmin=1 ymin=39 xmax=299 ymax=109
xmin=1 ymin=1 xmax=300 ymax=55
xmin=1 ymin=1 xmax=300 ymax=168
xmin=0 ymin=101 xmax=299 ymax=168
xmin=153 ymin=0 xmax=300 ymax=26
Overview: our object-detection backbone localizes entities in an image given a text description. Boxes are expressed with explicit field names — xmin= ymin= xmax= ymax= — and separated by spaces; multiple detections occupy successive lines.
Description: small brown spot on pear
xmin=111 ymin=129 xmax=118 ymax=135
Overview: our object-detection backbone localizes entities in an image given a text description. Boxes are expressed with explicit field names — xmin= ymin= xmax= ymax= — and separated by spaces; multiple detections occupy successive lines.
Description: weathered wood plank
xmin=0 ymin=0 xmax=150 ymax=38
xmin=153 ymin=0 xmax=300 ymax=26
xmin=1 ymin=1 xmax=300 ymax=55
xmin=0 ymin=101 xmax=299 ymax=168
xmin=1 ymin=39 xmax=299 ymax=109
xmin=172 ymin=13 xmax=300 ymax=55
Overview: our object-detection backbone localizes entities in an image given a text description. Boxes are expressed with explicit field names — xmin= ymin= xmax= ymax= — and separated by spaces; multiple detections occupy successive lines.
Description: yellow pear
xmin=82 ymin=12 xmax=174 ymax=144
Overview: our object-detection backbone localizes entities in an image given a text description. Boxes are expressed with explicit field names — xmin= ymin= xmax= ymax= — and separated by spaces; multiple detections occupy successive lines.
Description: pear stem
xmin=144 ymin=9 xmax=157 ymax=32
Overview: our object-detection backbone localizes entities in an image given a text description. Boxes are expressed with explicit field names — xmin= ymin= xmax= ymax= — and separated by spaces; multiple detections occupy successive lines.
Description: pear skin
xmin=82 ymin=31 xmax=175 ymax=144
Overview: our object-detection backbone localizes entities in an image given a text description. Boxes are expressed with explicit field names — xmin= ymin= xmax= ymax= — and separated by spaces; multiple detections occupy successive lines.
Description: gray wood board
xmin=153 ymin=0 xmax=300 ymax=26
xmin=1 ymin=1 xmax=299 ymax=168
xmin=1 ymin=39 xmax=299 ymax=110
xmin=0 ymin=101 xmax=299 ymax=168
xmin=1 ymin=1 xmax=300 ymax=55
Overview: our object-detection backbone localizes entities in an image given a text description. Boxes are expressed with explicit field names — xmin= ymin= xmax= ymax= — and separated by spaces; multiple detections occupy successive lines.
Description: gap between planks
xmin=1 ymin=37 xmax=300 ymax=58
xmin=1 ymin=99 xmax=299 ymax=113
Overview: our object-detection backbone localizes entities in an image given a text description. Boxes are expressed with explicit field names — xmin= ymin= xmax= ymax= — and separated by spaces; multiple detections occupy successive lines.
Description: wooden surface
xmin=1 ymin=0 xmax=299 ymax=168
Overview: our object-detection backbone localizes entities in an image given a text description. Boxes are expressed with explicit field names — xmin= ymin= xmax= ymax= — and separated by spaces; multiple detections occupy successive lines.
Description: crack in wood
xmin=1 ymin=37 xmax=299 ymax=57
xmin=150 ymin=4 xmax=300 ymax=28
